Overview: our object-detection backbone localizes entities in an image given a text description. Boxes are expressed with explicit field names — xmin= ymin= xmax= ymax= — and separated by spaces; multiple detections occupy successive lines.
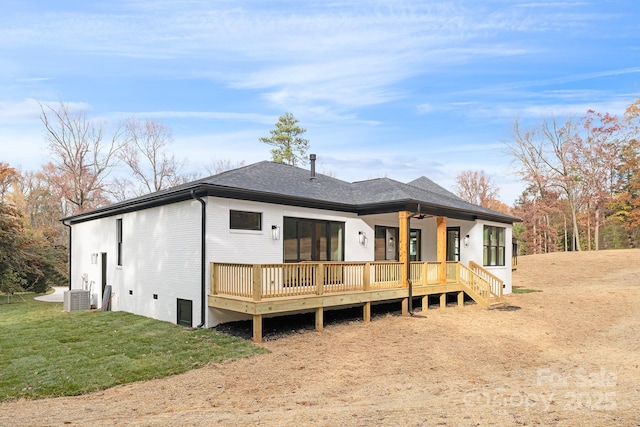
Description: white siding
xmin=71 ymin=196 xmax=514 ymax=329
xmin=204 ymin=198 xmax=374 ymax=326
xmin=71 ymin=200 xmax=202 ymax=326
xmin=469 ymin=220 xmax=513 ymax=293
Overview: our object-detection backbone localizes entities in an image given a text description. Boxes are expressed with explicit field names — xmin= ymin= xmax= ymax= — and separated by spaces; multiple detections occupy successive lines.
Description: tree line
xmin=2 ymin=97 xmax=639 ymax=294
xmin=0 ymin=106 xmax=307 ymax=293
xmin=454 ymin=98 xmax=640 ymax=253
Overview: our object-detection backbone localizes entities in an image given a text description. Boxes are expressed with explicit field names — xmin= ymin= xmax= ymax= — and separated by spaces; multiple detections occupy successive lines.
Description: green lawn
xmin=0 ymin=293 xmax=267 ymax=401
xmin=512 ymin=287 xmax=543 ymax=294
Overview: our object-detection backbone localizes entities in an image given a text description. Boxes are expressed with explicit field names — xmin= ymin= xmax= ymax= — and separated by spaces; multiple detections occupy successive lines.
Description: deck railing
xmin=211 ymin=261 xmax=453 ymax=300
xmin=456 ymin=262 xmax=504 ymax=308
xmin=469 ymin=261 xmax=504 ymax=300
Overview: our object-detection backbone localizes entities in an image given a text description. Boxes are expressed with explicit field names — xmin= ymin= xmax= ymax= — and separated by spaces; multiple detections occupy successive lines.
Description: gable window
xmin=283 ymin=217 xmax=344 ymax=262
xmin=230 ymin=210 xmax=262 ymax=231
xmin=116 ymin=219 xmax=123 ymax=266
xmin=483 ymin=225 xmax=505 ymax=266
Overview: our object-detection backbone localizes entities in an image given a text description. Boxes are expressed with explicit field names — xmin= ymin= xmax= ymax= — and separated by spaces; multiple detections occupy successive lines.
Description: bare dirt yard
xmin=2 ymin=249 xmax=639 ymax=426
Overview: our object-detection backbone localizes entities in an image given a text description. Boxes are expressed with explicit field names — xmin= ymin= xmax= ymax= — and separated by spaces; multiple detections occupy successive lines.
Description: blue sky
xmin=1 ymin=0 xmax=639 ymax=204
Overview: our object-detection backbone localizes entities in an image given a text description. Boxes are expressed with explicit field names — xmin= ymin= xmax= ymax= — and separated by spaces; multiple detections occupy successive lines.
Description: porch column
xmin=436 ymin=216 xmax=447 ymax=284
xmin=399 ymin=211 xmax=410 ymax=315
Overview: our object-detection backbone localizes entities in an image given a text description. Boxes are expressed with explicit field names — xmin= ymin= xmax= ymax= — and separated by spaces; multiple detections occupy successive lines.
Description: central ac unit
xmin=63 ymin=289 xmax=90 ymax=312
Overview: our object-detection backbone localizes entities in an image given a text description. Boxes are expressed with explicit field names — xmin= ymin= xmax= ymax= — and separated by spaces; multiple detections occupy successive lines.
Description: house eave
xmin=356 ymin=200 xmax=519 ymax=224
xmin=61 ymin=184 xmax=357 ymax=225
xmin=62 ymin=186 xmax=520 ymax=226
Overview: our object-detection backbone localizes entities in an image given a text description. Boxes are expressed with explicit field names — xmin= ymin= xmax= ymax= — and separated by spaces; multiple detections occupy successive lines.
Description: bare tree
xmin=506 ymin=117 xmax=584 ymax=251
xmin=114 ymin=118 xmax=192 ymax=200
xmin=39 ymin=101 xmax=124 ymax=213
xmin=203 ymin=159 xmax=246 ymax=176
xmin=507 ymin=119 xmax=557 ymax=253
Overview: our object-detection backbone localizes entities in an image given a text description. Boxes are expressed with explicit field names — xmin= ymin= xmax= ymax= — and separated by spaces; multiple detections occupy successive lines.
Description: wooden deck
xmin=209 ymin=261 xmax=503 ymax=342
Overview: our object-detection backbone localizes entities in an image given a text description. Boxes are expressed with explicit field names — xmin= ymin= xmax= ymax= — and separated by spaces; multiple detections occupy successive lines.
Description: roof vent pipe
xmin=309 ymin=153 xmax=316 ymax=180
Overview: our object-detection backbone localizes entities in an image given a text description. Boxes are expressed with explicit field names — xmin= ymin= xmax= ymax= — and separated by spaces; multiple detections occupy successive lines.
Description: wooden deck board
xmin=208 ymin=283 xmax=467 ymax=316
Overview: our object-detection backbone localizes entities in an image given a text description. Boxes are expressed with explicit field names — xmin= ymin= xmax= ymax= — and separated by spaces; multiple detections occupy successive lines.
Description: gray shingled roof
xmin=63 ymin=160 xmax=519 ymax=224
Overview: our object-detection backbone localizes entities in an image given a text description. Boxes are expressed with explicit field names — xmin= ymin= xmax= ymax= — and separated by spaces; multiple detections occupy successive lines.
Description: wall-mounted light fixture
xmin=358 ymin=231 xmax=367 ymax=246
xmin=463 ymin=235 xmax=470 ymax=247
xmin=271 ymin=225 xmax=280 ymax=241
xmin=91 ymin=253 xmax=99 ymax=264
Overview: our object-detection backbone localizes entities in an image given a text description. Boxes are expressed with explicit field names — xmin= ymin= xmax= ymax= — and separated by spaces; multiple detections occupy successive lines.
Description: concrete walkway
xmin=34 ymin=286 xmax=67 ymax=303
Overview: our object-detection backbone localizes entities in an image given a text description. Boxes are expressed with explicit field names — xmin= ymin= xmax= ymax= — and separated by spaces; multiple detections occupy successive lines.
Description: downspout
xmin=62 ymin=220 xmax=72 ymax=290
xmin=191 ymin=190 xmax=206 ymax=328
xmin=406 ymin=204 xmax=421 ymax=316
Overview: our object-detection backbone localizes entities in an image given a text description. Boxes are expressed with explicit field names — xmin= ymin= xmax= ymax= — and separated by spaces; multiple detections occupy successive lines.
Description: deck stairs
xmin=458 ymin=261 xmax=505 ymax=309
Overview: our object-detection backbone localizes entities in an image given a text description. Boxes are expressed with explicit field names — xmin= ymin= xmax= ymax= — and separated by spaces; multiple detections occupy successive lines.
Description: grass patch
xmin=512 ymin=288 xmax=543 ymax=294
xmin=0 ymin=293 xmax=267 ymax=401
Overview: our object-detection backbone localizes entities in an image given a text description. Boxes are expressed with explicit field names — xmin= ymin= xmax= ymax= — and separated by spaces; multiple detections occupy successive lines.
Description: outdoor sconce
xmin=463 ymin=235 xmax=470 ymax=247
xmin=91 ymin=253 xmax=99 ymax=264
xmin=358 ymin=231 xmax=367 ymax=246
xmin=271 ymin=225 xmax=280 ymax=241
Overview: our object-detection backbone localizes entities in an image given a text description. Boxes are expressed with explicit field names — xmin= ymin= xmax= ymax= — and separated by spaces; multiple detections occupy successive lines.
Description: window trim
xmin=374 ymin=226 xmax=422 ymax=261
xmin=116 ymin=218 xmax=123 ymax=267
xmin=283 ymin=217 xmax=345 ymax=263
xmin=483 ymin=225 xmax=506 ymax=267
xmin=446 ymin=226 xmax=460 ymax=262
xmin=229 ymin=210 xmax=262 ymax=231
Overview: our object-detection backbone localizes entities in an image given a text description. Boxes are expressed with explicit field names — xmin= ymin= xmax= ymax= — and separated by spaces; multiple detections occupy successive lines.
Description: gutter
xmin=61 ymin=220 xmax=72 ymax=290
xmin=191 ymin=190 xmax=207 ymax=328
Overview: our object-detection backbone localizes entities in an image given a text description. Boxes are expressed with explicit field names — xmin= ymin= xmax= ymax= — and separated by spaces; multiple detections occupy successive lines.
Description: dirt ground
xmin=2 ymin=249 xmax=639 ymax=426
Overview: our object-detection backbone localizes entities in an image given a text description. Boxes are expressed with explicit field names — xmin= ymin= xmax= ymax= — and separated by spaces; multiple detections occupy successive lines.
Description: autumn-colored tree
xmin=0 ymin=201 xmax=65 ymax=294
xmin=608 ymin=99 xmax=640 ymax=247
xmin=39 ymin=101 xmax=124 ymax=213
xmin=11 ymin=166 xmax=70 ymax=245
xmin=0 ymin=162 xmax=19 ymax=201
xmin=512 ymin=187 xmax=560 ymax=254
xmin=260 ymin=113 xmax=309 ymax=166
xmin=573 ymin=110 xmax=622 ymax=249
xmin=455 ymin=170 xmax=500 ymax=207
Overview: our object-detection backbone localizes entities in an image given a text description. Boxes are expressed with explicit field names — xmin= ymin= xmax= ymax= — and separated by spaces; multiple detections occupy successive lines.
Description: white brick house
xmin=63 ymin=158 xmax=519 ymax=336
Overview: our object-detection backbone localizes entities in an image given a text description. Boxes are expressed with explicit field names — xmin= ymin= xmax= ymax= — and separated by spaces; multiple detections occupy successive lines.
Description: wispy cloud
xmin=110 ymin=110 xmax=275 ymax=125
xmin=0 ymin=0 xmax=591 ymax=112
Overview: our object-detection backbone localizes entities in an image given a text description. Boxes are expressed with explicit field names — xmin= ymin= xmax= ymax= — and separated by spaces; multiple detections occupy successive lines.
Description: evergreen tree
xmin=259 ymin=113 xmax=309 ymax=166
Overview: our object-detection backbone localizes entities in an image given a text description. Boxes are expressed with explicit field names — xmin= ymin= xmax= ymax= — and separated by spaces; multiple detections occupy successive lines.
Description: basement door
xmin=177 ymin=299 xmax=193 ymax=327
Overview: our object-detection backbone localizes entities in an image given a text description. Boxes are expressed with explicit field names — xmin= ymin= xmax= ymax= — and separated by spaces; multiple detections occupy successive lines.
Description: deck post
xmin=252 ymin=314 xmax=262 ymax=343
xmin=316 ymin=263 xmax=324 ymax=295
xmin=436 ymin=217 xmax=447 ymax=284
xmin=363 ymin=302 xmax=371 ymax=322
xmin=363 ymin=262 xmax=370 ymax=291
xmin=210 ymin=262 xmax=217 ymax=295
xmin=440 ymin=293 xmax=447 ymax=308
xmin=458 ymin=291 xmax=464 ymax=307
xmin=315 ymin=307 xmax=324 ymax=331
xmin=252 ymin=265 xmax=262 ymax=301
xmin=422 ymin=295 xmax=429 ymax=310
xmin=401 ymin=298 xmax=409 ymax=315
xmin=422 ymin=262 xmax=428 ymax=286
